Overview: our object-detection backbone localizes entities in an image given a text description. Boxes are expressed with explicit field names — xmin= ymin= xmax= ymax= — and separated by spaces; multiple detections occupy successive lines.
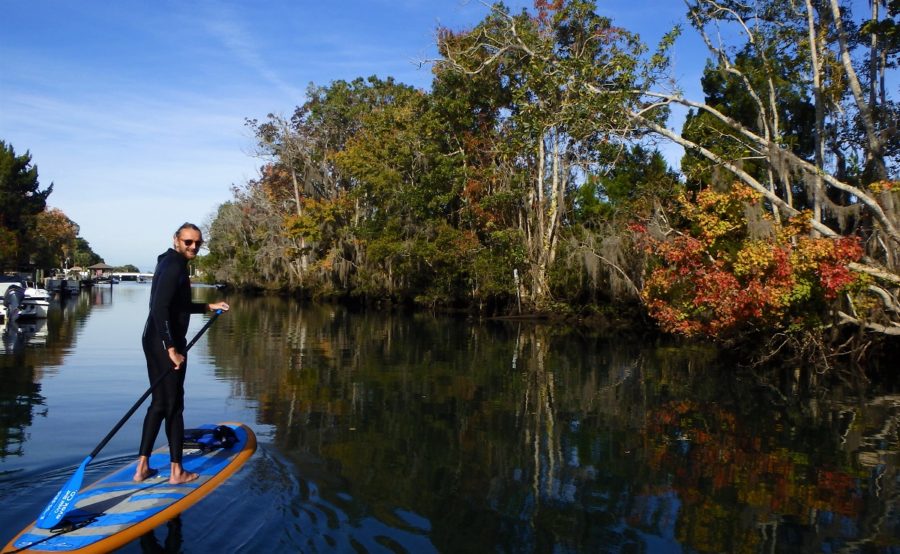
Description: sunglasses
xmin=181 ymin=239 xmax=204 ymax=247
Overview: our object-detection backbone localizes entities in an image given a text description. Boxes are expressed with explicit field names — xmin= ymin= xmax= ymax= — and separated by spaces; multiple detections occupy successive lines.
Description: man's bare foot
xmin=134 ymin=467 xmax=159 ymax=481
xmin=169 ymin=464 xmax=199 ymax=485
xmin=133 ymin=455 xmax=158 ymax=482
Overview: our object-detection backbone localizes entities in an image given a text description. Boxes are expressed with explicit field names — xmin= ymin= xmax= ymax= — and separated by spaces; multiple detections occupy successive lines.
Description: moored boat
xmin=25 ymin=281 xmax=51 ymax=300
xmin=44 ymin=276 xmax=80 ymax=295
xmin=17 ymin=296 xmax=50 ymax=319
xmin=1 ymin=277 xmax=51 ymax=320
xmin=0 ymin=276 xmax=25 ymax=321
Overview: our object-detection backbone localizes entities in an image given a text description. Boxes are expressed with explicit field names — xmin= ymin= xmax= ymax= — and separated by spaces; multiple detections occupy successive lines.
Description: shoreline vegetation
xmin=4 ymin=1 xmax=898 ymax=377
xmin=200 ymin=1 xmax=899 ymax=375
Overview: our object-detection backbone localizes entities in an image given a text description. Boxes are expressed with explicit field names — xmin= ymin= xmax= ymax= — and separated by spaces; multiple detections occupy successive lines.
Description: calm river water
xmin=1 ymin=283 xmax=898 ymax=553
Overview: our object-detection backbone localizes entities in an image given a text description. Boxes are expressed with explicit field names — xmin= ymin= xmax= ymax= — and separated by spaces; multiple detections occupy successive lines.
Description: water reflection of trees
xmin=207 ymin=297 xmax=900 ymax=552
xmin=0 ymin=347 xmax=43 ymax=460
xmin=638 ymin=362 xmax=900 ymax=552
xmin=0 ymin=290 xmax=94 ymax=460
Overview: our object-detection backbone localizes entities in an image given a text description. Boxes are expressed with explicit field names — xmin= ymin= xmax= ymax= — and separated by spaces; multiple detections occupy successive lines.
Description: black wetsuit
xmin=138 ymin=248 xmax=207 ymax=463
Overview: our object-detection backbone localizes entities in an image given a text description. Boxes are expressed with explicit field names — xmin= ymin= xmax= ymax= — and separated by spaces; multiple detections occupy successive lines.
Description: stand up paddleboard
xmin=3 ymin=422 xmax=256 ymax=554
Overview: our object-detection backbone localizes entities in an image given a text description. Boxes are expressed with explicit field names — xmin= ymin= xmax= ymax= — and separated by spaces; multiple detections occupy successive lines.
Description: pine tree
xmin=0 ymin=141 xmax=53 ymax=270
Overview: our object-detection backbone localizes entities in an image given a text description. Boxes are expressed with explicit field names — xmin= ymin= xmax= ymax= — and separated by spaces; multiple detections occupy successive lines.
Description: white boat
xmin=1 ymin=277 xmax=23 ymax=321
xmin=0 ymin=277 xmax=50 ymax=320
xmin=17 ymin=295 xmax=50 ymax=319
xmin=25 ymin=281 xmax=51 ymax=300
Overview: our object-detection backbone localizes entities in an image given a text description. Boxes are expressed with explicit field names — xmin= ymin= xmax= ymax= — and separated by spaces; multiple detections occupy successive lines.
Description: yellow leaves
xmin=733 ymin=241 xmax=775 ymax=277
xmin=284 ymin=194 xmax=353 ymax=242
xmin=778 ymin=211 xmax=813 ymax=241
xmin=790 ymin=235 xmax=837 ymax=274
xmin=678 ymin=186 xmax=764 ymax=246
xmin=868 ymin=179 xmax=898 ymax=194
xmin=695 ymin=212 xmax=736 ymax=245
xmin=36 ymin=208 xmax=79 ymax=256
xmin=641 ymin=181 xmax=868 ymax=339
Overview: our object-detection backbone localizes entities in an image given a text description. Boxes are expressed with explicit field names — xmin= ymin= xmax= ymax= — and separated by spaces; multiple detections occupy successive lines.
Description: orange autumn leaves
xmin=637 ymin=187 xmax=867 ymax=339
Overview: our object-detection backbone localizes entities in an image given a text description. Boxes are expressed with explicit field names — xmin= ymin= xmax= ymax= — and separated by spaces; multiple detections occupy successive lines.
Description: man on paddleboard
xmin=134 ymin=222 xmax=229 ymax=484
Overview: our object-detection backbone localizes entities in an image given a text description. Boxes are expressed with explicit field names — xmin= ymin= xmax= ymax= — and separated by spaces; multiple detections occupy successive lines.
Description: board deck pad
xmin=4 ymin=422 xmax=256 ymax=553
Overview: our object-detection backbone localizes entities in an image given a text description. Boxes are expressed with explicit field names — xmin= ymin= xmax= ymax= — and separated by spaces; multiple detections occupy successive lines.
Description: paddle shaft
xmin=87 ymin=309 xmax=223 ymax=459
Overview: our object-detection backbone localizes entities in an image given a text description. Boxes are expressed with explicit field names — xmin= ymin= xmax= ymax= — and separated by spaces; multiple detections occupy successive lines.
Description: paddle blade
xmin=36 ymin=456 xmax=91 ymax=529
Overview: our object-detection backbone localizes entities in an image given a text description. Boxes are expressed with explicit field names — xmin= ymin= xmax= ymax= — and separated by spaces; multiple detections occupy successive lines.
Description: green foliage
xmin=72 ymin=237 xmax=103 ymax=269
xmin=859 ymin=1 xmax=900 ymax=67
xmin=204 ymin=0 xmax=683 ymax=314
xmin=0 ymin=141 xmax=103 ymax=272
xmin=0 ymin=140 xmax=53 ymax=269
xmin=203 ymin=0 xmax=898 ymax=355
xmin=203 ymin=200 xmax=272 ymax=289
xmin=570 ymin=177 xmax=610 ymax=224
xmin=547 ymin=238 xmax=594 ymax=303
xmin=413 ymin=223 xmax=481 ymax=305
xmin=472 ymin=228 xmax=527 ymax=301
xmin=681 ymin=52 xmax=815 ymax=194
xmin=580 ymin=145 xmax=682 ymax=223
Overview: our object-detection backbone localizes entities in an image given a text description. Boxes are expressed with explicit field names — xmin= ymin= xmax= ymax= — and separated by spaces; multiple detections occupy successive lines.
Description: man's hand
xmin=208 ymin=302 xmax=229 ymax=312
xmin=167 ymin=347 xmax=185 ymax=370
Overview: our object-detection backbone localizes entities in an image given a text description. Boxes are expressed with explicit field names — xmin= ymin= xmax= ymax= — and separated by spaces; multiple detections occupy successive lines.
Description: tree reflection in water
xmin=2 ymin=288 xmax=896 ymax=552
xmin=0 ymin=337 xmax=44 ymax=460
xmin=202 ymin=296 xmax=899 ymax=552
xmin=0 ymin=289 xmax=94 ymax=462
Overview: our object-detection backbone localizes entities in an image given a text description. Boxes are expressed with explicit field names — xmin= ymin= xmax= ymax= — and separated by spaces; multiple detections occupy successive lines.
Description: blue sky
xmin=2 ymin=1 xmax=715 ymax=271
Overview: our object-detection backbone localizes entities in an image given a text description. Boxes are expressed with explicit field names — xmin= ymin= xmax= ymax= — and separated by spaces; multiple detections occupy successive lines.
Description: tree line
xmin=203 ymin=0 xmax=898 ymax=364
xmin=1 ymin=140 xmax=103 ymax=273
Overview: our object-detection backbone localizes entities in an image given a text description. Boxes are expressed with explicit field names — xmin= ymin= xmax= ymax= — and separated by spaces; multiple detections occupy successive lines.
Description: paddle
xmin=35 ymin=309 xmax=224 ymax=529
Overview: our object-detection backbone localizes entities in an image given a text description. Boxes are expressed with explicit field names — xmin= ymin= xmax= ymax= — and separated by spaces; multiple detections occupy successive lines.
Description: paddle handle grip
xmin=88 ymin=309 xmax=223 ymax=459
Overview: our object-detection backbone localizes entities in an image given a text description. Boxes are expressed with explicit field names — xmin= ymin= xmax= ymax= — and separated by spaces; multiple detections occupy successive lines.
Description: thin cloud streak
xmin=203 ymin=8 xmax=306 ymax=104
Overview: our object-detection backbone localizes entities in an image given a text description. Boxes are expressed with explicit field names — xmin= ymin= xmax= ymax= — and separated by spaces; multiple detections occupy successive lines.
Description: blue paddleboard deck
xmin=4 ymin=422 xmax=256 ymax=554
